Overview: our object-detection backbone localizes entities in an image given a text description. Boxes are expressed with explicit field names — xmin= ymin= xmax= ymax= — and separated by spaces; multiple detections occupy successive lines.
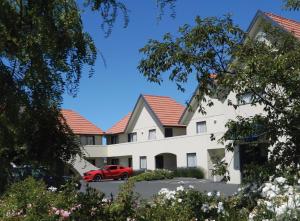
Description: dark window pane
xmin=165 ymin=128 xmax=173 ymax=137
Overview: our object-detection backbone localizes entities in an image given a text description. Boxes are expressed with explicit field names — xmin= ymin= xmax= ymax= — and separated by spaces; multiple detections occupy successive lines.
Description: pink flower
xmin=60 ymin=210 xmax=70 ymax=218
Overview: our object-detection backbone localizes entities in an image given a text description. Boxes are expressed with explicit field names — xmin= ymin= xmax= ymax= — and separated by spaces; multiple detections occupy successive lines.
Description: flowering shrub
xmin=247 ymin=177 xmax=300 ymax=221
xmin=1 ymin=175 xmax=300 ymax=220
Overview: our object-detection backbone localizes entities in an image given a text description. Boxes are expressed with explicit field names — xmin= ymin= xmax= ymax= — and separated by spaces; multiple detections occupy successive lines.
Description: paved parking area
xmin=80 ymin=178 xmax=240 ymax=199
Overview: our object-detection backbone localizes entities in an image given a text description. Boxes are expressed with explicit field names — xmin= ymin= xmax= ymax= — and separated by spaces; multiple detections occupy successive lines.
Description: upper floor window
xmin=165 ymin=128 xmax=173 ymax=137
xmin=110 ymin=135 xmax=118 ymax=144
xmin=196 ymin=121 xmax=207 ymax=134
xmin=237 ymin=92 xmax=255 ymax=105
xmin=148 ymin=129 xmax=156 ymax=140
xmin=128 ymin=132 xmax=137 ymax=142
xmin=80 ymin=135 xmax=95 ymax=145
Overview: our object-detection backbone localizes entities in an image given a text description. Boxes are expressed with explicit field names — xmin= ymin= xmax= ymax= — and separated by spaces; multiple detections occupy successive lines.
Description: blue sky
xmin=62 ymin=0 xmax=300 ymax=131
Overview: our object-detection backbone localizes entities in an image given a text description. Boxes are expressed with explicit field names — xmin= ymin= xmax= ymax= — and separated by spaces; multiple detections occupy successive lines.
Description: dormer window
xmin=128 ymin=132 xmax=137 ymax=142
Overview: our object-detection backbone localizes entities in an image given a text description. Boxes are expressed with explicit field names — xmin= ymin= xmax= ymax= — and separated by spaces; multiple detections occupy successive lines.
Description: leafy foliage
xmin=130 ymin=169 xmax=174 ymax=182
xmin=138 ymin=14 xmax=300 ymax=180
xmin=173 ymin=167 xmax=204 ymax=179
xmin=283 ymin=0 xmax=300 ymax=10
xmin=0 ymin=0 xmax=178 ymax=193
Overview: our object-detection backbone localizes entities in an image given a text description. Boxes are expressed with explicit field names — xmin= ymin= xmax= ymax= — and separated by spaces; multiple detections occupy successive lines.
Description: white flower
xmin=188 ymin=185 xmax=194 ymax=189
xmin=207 ymin=192 xmax=212 ymax=197
xmin=248 ymin=212 xmax=256 ymax=221
xmin=48 ymin=186 xmax=57 ymax=192
xmin=217 ymin=202 xmax=224 ymax=213
xmin=201 ymin=203 xmax=209 ymax=212
xmin=216 ymin=191 xmax=220 ymax=197
xmin=177 ymin=198 xmax=182 ymax=203
xmin=274 ymin=177 xmax=286 ymax=185
xmin=176 ymin=186 xmax=184 ymax=192
xmin=298 ymin=179 xmax=300 ymax=184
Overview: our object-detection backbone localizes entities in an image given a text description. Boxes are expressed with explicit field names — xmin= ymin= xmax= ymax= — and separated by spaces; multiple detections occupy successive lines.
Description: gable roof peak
xmin=262 ymin=11 xmax=300 ymax=39
xmin=142 ymin=94 xmax=186 ymax=127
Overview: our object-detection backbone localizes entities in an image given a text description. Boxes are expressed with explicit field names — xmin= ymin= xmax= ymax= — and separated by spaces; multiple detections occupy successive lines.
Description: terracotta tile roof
xmin=61 ymin=109 xmax=104 ymax=135
xmin=107 ymin=112 xmax=132 ymax=134
xmin=143 ymin=95 xmax=186 ymax=127
xmin=264 ymin=12 xmax=300 ymax=39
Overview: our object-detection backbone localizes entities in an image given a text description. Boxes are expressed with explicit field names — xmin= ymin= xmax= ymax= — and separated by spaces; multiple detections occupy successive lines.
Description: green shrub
xmin=132 ymin=169 xmax=146 ymax=177
xmin=173 ymin=167 xmax=204 ymax=179
xmin=130 ymin=169 xmax=174 ymax=182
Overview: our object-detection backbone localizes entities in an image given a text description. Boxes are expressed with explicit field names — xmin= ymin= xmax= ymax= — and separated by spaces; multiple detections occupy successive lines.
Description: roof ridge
xmin=142 ymin=94 xmax=172 ymax=98
xmin=264 ymin=12 xmax=300 ymax=25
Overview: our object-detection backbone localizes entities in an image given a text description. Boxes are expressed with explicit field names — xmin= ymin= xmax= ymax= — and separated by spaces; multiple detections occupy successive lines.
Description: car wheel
xmin=94 ymin=175 xmax=102 ymax=182
xmin=121 ymin=173 xmax=128 ymax=180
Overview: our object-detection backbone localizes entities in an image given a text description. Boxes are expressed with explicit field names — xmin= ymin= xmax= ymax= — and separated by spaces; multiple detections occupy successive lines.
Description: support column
xmin=226 ymin=146 xmax=241 ymax=184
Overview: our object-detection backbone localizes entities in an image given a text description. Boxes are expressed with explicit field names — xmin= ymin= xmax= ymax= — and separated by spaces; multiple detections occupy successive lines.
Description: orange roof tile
xmin=107 ymin=113 xmax=132 ymax=134
xmin=264 ymin=12 xmax=300 ymax=39
xmin=61 ymin=109 xmax=104 ymax=135
xmin=143 ymin=95 xmax=185 ymax=127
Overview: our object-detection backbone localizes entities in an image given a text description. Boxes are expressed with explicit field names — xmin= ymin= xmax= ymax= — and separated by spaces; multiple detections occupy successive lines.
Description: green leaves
xmin=139 ymin=13 xmax=300 ymax=179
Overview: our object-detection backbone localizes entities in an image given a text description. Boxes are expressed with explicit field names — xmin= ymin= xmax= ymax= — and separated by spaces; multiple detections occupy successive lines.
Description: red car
xmin=83 ymin=165 xmax=133 ymax=182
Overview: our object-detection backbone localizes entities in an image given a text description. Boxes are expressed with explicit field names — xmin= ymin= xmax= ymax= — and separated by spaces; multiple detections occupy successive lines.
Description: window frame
xmin=80 ymin=135 xmax=95 ymax=145
xmin=187 ymin=153 xmax=197 ymax=168
xmin=128 ymin=132 xmax=137 ymax=142
xmin=140 ymin=156 xmax=147 ymax=170
xmin=165 ymin=128 xmax=173 ymax=137
xmin=196 ymin=121 xmax=207 ymax=134
xmin=237 ymin=92 xmax=256 ymax=106
xmin=148 ymin=129 xmax=156 ymax=140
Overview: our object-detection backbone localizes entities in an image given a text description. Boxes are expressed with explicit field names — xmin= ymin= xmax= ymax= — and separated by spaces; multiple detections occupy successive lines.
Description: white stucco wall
xmin=100 ymin=132 xmax=241 ymax=184
xmin=128 ymin=104 xmax=165 ymax=142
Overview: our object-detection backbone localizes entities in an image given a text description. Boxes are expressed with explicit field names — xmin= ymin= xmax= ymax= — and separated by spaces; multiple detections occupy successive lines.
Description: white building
xmin=64 ymin=11 xmax=300 ymax=184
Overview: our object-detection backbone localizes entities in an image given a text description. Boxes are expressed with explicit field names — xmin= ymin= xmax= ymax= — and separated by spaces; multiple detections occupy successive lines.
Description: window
xmin=140 ymin=156 xmax=147 ymax=170
xmin=80 ymin=135 xmax=95 ymax=145
xmin=196 ymin=121 xmax=207 ymax=133
xmin=148 ymin=129 xmax=156 ymax=140
xmin=165 ymin=128 xmax=173 ymax=137
xmin=87 ymin=158 xmax=96 ymax=166
xmin=128 ymin=158 xmax=132 ymax=167
xmin=128 ymin=132 xmax=137 ymax=142
xmin=187 ymin=153 xmax=197 ymax=168
xmin=108 ymin=165 xmax=118 ymax=170
xmin=237 ymin=92 xmax=254 ymax=105
xmin=110 ymin=135 xmax=118 ymax=144
xmin=110 ymin=158 xmax=119 ymax=165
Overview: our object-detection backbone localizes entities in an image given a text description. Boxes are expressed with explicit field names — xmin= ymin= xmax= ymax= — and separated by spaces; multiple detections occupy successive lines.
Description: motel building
xmin=61 ymin=11 xmax=300 ymax=184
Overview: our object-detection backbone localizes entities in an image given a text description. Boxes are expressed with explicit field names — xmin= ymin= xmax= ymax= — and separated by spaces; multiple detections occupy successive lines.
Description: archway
xmin=155 ymin=153 xmax=177 ymax=170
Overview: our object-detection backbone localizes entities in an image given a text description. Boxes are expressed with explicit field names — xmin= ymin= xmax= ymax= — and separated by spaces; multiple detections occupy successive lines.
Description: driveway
xmin=80 ymin=178 xmax=240 ymax=200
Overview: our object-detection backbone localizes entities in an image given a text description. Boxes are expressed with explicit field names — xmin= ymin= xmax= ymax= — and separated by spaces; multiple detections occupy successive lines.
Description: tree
xmin=0 ymin=0 xmax=176 ymax=192
xmin=138 ymin=14 xmax=300 ymax=181
xmin=283 ymin=0 xmax=300 ymax=10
